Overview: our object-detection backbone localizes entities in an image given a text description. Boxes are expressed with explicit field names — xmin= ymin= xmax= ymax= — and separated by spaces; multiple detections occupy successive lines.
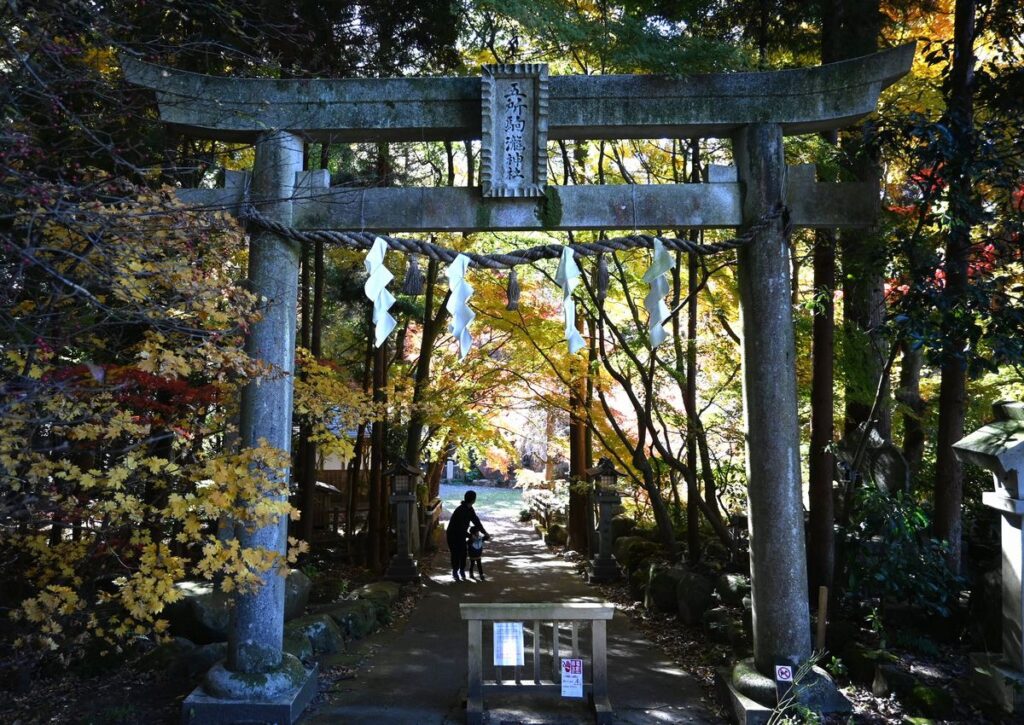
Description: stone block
xmin=321 ymin=599 xmax=378 ymax=640
xmin=166 ymin=581 xmax=230 ymax=644
xmin=284 ymin=569 xmax=313 ymax=622
xmin=796 ymin=667 xmax=852 ymax=715
xmin=716 ymin=573 xmax=751 ymax=607
xmin=612 ymin=536 xmax=661 ymax=572
xmin=286 ymin=614 xmax=345 ymax=655
xmin=544 ymin=523 xmax=568 ymax=546
xmin=904 ymin=683 xmax=955 ymax=719
xmin=183 ymin=643 xmax=228 ymax=679
xmin=355 ymin=581 xmax=401 ymax=606
xmin=676 ymin=571 xmax=715 ymax=625
xmin=283 ymin=632 xmax=314 ymax=664
xmin=609 ymin=514 xmax=635 ymax=542
xmin=969 ymin=652 xmax=1024 ymax=715
xmin=628 ymin=562 xmax=653 ymax=602
xmin=646 ymin=566 xmax=685 ymax=613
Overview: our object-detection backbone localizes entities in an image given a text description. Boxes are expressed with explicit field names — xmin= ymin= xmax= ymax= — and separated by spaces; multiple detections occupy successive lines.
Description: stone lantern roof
xmin=953 ymin=401 xmax=1024 ymax=499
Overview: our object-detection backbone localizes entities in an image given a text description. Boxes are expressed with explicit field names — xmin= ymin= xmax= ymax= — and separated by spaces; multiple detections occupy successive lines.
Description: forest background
xmin=1 ymin=0 xmax=1022 ymax=689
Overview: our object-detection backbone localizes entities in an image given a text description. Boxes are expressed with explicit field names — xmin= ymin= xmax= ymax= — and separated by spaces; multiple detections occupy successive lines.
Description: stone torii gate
xmin=124 ymin=45 xmax=914 ymax=723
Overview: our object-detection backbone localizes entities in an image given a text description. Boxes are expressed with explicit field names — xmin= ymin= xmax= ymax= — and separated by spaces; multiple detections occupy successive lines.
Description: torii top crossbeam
xmin=123 ymin=45 xmax=914 ymax=143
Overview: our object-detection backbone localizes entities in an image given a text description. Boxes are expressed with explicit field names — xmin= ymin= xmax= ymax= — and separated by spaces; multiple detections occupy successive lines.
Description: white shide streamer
xmin=445 ymin=254 xmax=475 ymax=359
xmin=642 ymin=237 xmax=675 ymax=348
xmin=555 ymin=247 xmax=586 ymax=354
xmin=363 ymin=236 xmax=397 ymax=348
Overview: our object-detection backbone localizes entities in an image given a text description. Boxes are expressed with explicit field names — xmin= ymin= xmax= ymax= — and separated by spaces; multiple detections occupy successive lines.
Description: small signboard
xmin=774 ymin=657 xmax=798 ymax=702
xmin=561 ymin=658 xmax=584 ymax=698
xmin=493 ymin=622 xmax=524 ymax=667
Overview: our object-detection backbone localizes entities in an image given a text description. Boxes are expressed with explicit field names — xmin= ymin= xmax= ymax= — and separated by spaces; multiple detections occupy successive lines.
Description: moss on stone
xmin=537 ymin=187 xmax=563 ymax=229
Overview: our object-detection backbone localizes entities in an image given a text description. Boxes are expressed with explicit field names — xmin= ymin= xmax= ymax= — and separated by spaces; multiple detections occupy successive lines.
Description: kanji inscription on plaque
xmin=480 ymin=64 xmax=548 ymax=198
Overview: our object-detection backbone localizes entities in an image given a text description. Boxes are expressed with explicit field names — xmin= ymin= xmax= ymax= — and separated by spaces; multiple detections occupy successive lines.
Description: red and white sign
xmin=775 ymin=665 xmax=794 ymax=682
xmin=561 ymin=658 xmax=584 ymax=698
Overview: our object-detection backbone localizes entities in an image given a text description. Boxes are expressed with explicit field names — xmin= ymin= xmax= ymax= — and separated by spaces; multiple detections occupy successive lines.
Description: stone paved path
xmin=301 ymin=511 xmax=721 ymax=725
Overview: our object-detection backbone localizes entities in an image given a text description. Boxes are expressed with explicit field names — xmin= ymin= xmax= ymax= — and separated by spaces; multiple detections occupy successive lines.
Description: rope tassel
xmin=401 ymin=255 xmax=424 ymax=295
xmin=506 ymin=268 xmax=520 ymax=311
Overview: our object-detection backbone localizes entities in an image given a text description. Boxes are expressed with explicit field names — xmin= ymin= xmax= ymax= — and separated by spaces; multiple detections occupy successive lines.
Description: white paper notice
xmin=561 ymin=658 xmax=584 ymax=698
xmin=493 ymin=622 xmax=524 ymax=667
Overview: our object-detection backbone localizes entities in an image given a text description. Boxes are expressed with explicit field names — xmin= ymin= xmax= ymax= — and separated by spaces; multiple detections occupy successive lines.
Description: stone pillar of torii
xmin=124 ymin=44 xmax=914 ymax=723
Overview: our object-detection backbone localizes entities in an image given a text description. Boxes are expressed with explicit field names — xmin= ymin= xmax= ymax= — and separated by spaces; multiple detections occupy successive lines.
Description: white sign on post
xmin=493 ymin=622 xmax=524 ymax=667
xmin=561 ymin=658 xmax=584 ymax=698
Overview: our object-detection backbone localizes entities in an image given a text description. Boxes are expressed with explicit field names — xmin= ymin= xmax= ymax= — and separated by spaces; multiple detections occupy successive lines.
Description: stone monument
xmin=954 ymin=400 xmax=1024 ymax=715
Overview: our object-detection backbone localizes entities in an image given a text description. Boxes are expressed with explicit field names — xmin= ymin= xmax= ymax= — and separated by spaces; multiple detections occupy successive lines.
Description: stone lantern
xmin=586 ymin=457 xmax=623 ymax=583
xmin=953 ymin=400 xmax=1024 ymax=715
xmin=384 ymin=460 xmax=420 ymax=582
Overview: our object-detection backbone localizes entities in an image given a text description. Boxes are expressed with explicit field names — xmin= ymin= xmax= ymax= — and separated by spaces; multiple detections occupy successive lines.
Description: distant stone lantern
xmin=384 ymin=460 xmax=420 ymax=582
xmin=587 ymin=457 xmax=623 ymax=583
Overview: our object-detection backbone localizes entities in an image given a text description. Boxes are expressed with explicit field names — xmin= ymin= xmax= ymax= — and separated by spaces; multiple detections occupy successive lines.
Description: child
xmin=467 ymin=525 xmax=487 ymax=580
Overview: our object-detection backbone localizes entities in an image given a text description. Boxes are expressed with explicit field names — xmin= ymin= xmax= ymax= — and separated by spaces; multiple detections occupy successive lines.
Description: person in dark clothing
xmin=446 ymin=490 xmax=489 ymax=581
xmin=467 ymin=525 xmax=486 ymax=580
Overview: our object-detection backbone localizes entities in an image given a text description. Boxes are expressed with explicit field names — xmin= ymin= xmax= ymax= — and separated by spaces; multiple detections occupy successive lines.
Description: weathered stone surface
xmin=645 ymin=567 xmax=685 ymax=613
xmin=293 ymin=177 xmax=878 ymax=232
xmin=204 ymin=653 xmax=309 ymax=701
xmin=139 ymin=636 xmax=196 ymax=672
xmin=872 ymin=662 xmax=915 ymax=698
xmin=676 ymin=572 xmax=715 ymax=625
xmin=628 ymin=562 xmax=654 ymax=602
xmin=122 ymin=45 xmax=915 ymax=142
xmin=184 ymin=642 xmax=228 ymax=679
xmin=841 ymin=641 xmax=896 ymax=686
xmin=703 ymin=608 xmax=748 ymax=649
xmin=612 ymin=536 xmax=661 ymax=572
xmin=731 ymin=658 xmax=776 ymax=706
xmin=283 ymin=632 xmax=314 ymax=664
xmin=835 ymin=423 xmax=910 ymax=494
xmin=796 ymin=667 xmax=852 ymax=714
xmin=480 ymin=64 xmax=548 ymax=198
xmin=321 ymin=599 xmax=378 ymax=640
xmin=285 ymin=615 xmax=344 ymax=655
xmin=229 ymin=130 xmax=304 ymax=677
xmin=284 ymin=569 xmax=313 ymax=622
xmin=166 ymin=581 xmax=231 ymax=644
xmin=544 ymin=523 xmax=568 ymax=546
xmin=716 ymin=573 xmax=751 ymax=607
xmin=905 ymin=683 xmax=956 ymax=719
xmin=610 ymin=514 xmax=635 ymax=542
xmin=734 ymin=122 xmax=812 ymax=673
xmin=355 ymin=581 xmax=401 ymax=607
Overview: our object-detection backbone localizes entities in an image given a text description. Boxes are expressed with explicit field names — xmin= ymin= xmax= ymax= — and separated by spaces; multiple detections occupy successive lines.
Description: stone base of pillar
xmin=384 ymin=556 xmax=419 ymax=582
xmin=181 ymin=656 xmax=317 ymax=724
xmin=587 ymin=557 xmax=621 ymax=583
xmin=722 ymin=658 xmax=850 ymax=721
xmin=718 ymin=668 xmax=771 ymax=725
xmin=970 ymin=652 xmax=1024 ymax=715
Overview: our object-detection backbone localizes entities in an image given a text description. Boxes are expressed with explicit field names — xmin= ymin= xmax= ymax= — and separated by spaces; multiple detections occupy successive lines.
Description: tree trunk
xmin=808 ymin=0 xmax=840 ymax=602
xmin=897 ymin=341 xmax=925 ymax=477
xmin=297 ymin=240 xmax=316 ymax=545
xmin=934 ymin=0 xmax=975 ymax=573
xmin=404 ymin=259 xmax=442 ymax=467
xmin=543 ymin=409 xmax=556 ymax=482
xmin=839 ymin=0 xmax=890 ymax=442
xmin=368 ymin=340 xmax=388 ymax=570
xmin=808 ymin=226 xmax=836 ymax=599
xmin=568 ymin=309 xmax=590 ymax=554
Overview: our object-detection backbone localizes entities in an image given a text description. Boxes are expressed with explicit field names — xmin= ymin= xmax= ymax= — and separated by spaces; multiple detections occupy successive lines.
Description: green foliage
xmin=843 ymin=488 xmax=962 ymax=618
